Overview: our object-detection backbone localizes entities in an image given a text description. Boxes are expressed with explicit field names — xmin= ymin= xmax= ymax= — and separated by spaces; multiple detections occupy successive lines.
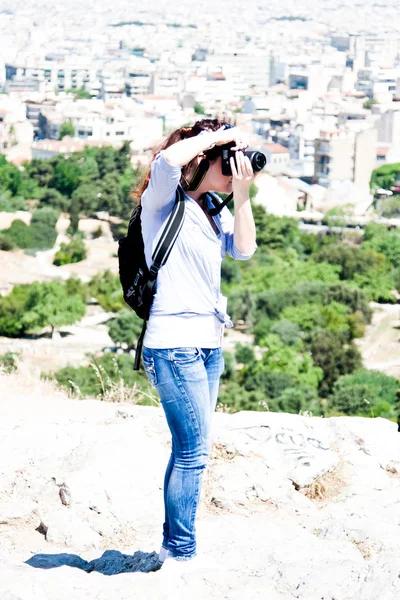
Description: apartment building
xmin=314 ymin=127 xmax=377 ymax=210
xmin=5 ymin=61 xmax=98 ymax=94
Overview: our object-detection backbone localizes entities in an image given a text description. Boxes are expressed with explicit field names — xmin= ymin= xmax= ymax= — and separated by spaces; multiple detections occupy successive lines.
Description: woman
xmin=139 ymin=119 xmax=257 ymax=571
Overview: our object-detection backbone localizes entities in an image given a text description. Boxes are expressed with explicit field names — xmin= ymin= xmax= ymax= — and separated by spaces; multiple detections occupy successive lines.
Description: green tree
xmin=71 ymin=181 xmax=101 ymax=214
xmin=24 ymin=158 xmax=54 ymax=188
xmin=21 ymin=281 xmax=86 ymax=335
xmin=314 ymin=245 xmax=387 ymax=280
xmin=363 ymin=98 xmax=378 ymax=110
xmin=52 ymin=158 xmax=82 ymax=196
xmin=370 ymin=163 xmax=400 ymax=191
xmin=0 ymin=285 xmax=27 ymax=336
xmin=68 ymin=197 xmax=80 ymax=235
xmin=351 ymin=269 xmax=397 ymax=303
xmin=115 ymin=141 xmax=132 ymax=173
xmin=0 ymin=155 xmax=23 ymax=195
xmin=95 ymin=146 xmax=117 ymax=178
xmin=309 ymin=331 xmax=362 ymax=397
xmin=0 ymin=190 xmax=27 ymax=212
xmin=362 ymin=225 xmax=400 ymax=269
xmin=250 ymin=334 xmax=323 ymax=390
xmin=39 ymin=188 xmax=69 ymax=211
xmin=193 ymin=103 xmax=205 ymax=114
xmin=252 ymin=205 xmax=299 ymax=249
xmin=59 ymin=121 xmax=75 ymax=140
xmin=99 ymin=173 xmax=123 ymax=215
xmin=108 ymin=309 xmax=143 ymax=351
xmin=67 ymin=86 xmax=92 ymax=100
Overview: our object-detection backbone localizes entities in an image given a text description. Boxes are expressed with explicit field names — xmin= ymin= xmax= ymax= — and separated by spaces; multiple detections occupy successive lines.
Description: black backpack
xmin=118 ymin=185 xmax=186 ymax=370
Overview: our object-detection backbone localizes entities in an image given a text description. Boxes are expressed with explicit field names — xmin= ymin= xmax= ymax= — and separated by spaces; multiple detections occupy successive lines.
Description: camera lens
xmin=253 ymin=152 xmax=267 ymax=171
xmin=244 ymin=150 xmax=267 ymax=172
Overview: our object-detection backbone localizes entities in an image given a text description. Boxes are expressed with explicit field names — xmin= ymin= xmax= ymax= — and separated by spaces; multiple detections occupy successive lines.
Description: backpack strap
xmin=134 ymin=185 xmax=186 ymax=371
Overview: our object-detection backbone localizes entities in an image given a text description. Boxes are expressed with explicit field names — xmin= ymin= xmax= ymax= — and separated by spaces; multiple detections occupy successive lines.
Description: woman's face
xmin=203 ymin=157 xmax=233 ymax=194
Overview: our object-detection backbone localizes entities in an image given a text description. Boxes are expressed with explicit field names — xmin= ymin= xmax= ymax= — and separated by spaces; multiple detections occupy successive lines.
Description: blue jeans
xmin=142 ymin=346 xmax=224 ymax=561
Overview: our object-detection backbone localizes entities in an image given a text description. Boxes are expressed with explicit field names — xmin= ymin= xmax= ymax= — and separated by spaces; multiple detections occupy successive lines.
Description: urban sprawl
xmin=1 ymin=0 xmax=400 ymax=218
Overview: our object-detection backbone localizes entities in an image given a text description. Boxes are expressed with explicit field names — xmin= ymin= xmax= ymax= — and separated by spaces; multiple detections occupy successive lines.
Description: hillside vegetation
xmin=1 ymin=154 xmax=400 ymax=419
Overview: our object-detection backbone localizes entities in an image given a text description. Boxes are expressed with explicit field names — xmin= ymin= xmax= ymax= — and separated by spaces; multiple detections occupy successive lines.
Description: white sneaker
xmin=160 ymin=553 xmax=224 ymax=574
xmin=158 ymin=545 xmax=169 ymax=563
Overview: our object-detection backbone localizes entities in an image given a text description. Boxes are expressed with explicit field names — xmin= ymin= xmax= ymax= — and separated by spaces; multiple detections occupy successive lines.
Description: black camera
xmin=220 ymin=142 xmax=267 ymax=176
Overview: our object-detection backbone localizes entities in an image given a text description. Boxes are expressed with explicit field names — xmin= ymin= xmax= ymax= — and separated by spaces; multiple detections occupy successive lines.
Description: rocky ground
xmin=1 ymin=371 xmax=400 ymax=600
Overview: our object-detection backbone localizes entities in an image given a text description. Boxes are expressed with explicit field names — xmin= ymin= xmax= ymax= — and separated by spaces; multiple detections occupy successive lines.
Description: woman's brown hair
xmin=134 ymin=118 xmax=227 ymax=202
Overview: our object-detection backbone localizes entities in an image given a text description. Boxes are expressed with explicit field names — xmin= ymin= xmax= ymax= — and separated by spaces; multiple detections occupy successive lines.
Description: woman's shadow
xmin=26 ymin=549 xmax=161 ymax=575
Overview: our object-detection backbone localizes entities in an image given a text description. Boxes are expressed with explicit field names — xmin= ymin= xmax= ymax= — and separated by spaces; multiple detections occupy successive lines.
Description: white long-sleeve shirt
xmin=140 ymin=152 xmax=256 ymax=348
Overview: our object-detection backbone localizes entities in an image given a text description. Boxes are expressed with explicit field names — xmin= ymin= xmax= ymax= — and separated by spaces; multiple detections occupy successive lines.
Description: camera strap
xmin=207 ymin=192 xmax=233 ymax=216
xmin=181 ymin=158 xmax=210 ymax=191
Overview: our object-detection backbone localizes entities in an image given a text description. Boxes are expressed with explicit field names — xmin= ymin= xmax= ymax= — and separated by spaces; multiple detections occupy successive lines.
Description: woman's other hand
xmin=230 ymin=151 xmax=255 ymax=197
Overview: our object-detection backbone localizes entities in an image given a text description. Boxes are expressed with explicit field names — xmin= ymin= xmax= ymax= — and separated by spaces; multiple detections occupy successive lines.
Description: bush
xmin=331 ymin=369 xmax=399 ymax=415
xmin=221 ymin=351 xmax=236 ymax=380
xmin=1 ymin=207 xmax=59 ymax=251
xmin=1 ymin=220 xmax=32 ymax=248
xmin=0 ymin=351 xmax=19 ymax=373
xmin=235 ymin=343 xmax=255 ymax=364
xmin=378 ymin=197 xmax=400 ymax=218
xmin=218 ymin=381 xmax=267 ymax=412
xmin=53 ymin=238 xmax=87 ymax=266
xmin=0 ymin=190 xmax=27 ymax=212
xmin=54 ymin=353 xmax=153 ymax=402
xmin=0 ymin=233 xmax=15 ymax=250
xmin=227 ymin=287 xmax=256 ymax=328
xmin=275 ymin=385 xmax=321 ymax=415
xmin=87 ymin=270 xmax=124 ymax=312
xmin=244 ymin=369 xmax=296 ymax=398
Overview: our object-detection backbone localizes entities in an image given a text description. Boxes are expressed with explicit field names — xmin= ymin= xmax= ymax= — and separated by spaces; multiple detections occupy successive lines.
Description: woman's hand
xmin=213 ymin=127 xmax=250 ymax=151
xmin=230 ymin=151 xmax=255 ymax=197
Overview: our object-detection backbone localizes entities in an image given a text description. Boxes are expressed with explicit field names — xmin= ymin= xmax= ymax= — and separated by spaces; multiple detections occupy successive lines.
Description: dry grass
xmin=301 ymin=463 xmax=347 ymax=503
xmin=0 ymin=361 xmax=70 ymax=403
xmin=210 ymin=442 xmax=238 ymax=462
xmin=351 ymin=539 xmax=373 ymax=560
